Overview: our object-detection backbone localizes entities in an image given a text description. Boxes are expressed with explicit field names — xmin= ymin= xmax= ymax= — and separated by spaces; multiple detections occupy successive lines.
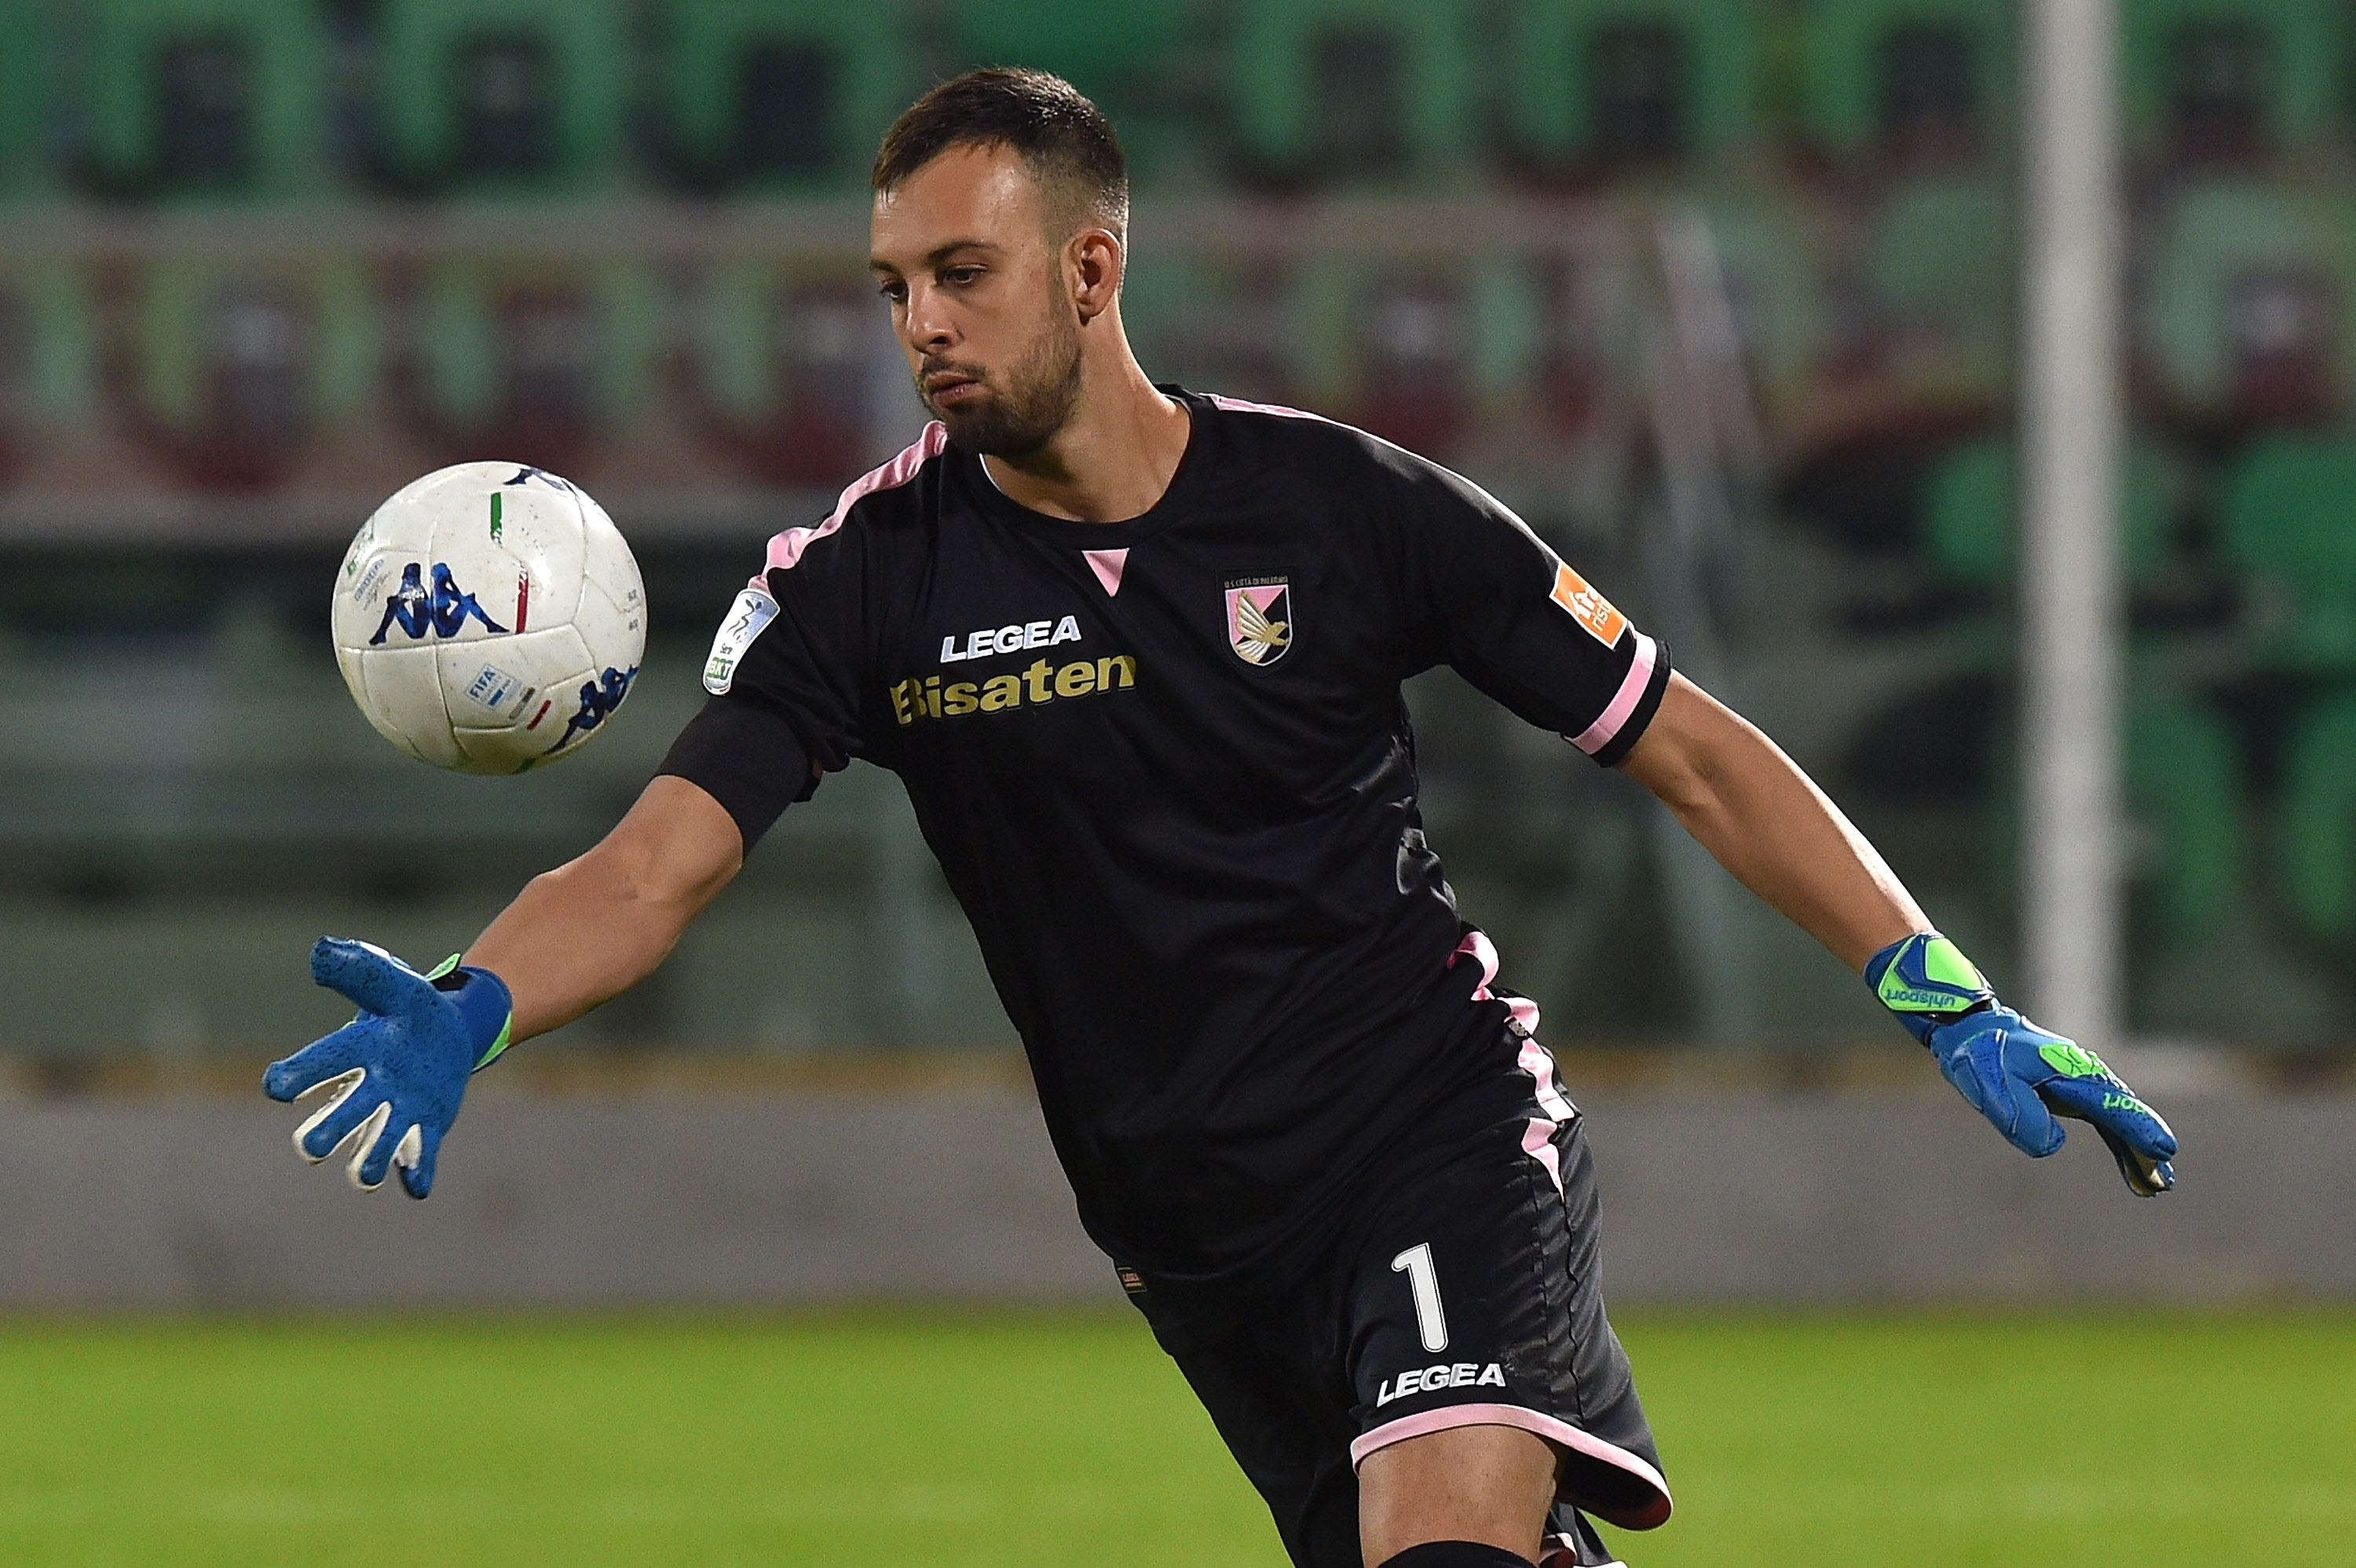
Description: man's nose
xmin=902 ymin=284 xmax=956 ymax=354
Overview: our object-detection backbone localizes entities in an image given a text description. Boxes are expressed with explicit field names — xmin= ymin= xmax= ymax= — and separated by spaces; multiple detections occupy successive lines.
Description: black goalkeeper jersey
xmin=659 ymin=388 xmax=1670 ymax=1284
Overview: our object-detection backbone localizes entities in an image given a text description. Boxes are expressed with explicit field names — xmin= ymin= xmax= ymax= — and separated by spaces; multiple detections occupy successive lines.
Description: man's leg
xmin=1357 ymin=1423 xmax=1558 ymax=1565
xmin=1125 ymin=1276 xmax=1364 ymax=1568
xmin=1337 ymin=1042 xmax=1670 ymax=1567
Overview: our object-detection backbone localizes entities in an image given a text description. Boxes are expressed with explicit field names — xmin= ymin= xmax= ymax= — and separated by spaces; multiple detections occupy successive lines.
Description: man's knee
xmin=1358 ymin=1422 xmax=1558 ymax=1565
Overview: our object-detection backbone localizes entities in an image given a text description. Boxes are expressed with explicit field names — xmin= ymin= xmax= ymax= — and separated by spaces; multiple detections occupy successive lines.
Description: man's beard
xmin=917 ymin=311 xmax=1085 ymax=458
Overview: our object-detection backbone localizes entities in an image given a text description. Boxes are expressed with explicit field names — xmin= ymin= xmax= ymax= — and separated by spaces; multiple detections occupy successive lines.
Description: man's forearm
xmin=463 ymin=776 xmax=744 ymax=1043
xmin=1620 ymin=673 xmax=1926 ymax=971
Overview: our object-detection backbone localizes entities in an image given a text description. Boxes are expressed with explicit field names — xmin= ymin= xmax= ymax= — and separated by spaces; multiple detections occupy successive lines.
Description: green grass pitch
xmin=0 ymin=1308 xmax=2348 ymax=1566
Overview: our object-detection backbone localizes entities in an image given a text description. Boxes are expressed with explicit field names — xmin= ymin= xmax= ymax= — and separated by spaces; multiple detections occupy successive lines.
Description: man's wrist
xmin=1864 ymin=931 xmax=1997 ymax=1047
xmin=427 ymin=957 xmax=515 ymax=1070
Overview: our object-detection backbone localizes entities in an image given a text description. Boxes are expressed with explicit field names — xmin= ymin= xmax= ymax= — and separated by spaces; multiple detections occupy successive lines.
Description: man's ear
xmin=1070 ymin=228 xmax=1123 ymax=323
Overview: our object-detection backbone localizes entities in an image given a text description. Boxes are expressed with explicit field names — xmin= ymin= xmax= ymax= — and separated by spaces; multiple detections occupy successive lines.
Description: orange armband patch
xmin=1549 ymin=561 xmax=1627 ymax=646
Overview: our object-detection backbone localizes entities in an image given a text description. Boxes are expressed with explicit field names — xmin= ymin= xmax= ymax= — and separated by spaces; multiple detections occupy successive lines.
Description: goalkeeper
xmin=264 ymin=68 xmax=2175 ymax=1568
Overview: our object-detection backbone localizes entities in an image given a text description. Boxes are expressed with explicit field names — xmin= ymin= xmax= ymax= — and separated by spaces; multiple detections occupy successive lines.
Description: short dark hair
xmin=873 ymin=68 xmax=1129 ymax=239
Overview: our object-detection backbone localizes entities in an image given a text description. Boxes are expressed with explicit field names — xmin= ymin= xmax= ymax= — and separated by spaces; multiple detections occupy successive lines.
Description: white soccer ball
xmin=332 ymin=462 xmax=646 ymax=774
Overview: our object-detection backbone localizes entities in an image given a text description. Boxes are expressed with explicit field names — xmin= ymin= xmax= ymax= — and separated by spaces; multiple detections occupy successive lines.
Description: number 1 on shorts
xmin=1392 ymin=1242 xmax=1448 ymax=1353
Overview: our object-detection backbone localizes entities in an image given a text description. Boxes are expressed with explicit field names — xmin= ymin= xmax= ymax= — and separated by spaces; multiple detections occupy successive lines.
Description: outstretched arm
xmin=1616 ymin=671 xmax=2178 ymax=1195
xmin=262 ymin=776 xmax=746 ymax=1197
xmin=465 ymin=774 xmax=745 ymax=1044
xmin=1619 ymin=672 xmax=1925 ymax=970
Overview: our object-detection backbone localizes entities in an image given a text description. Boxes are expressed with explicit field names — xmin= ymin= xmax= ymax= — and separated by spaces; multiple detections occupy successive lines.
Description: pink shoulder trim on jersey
xmin=759 ymin=422 xmax=949 ymax=578
xmin=1205 ymin=393 xmax=1338 ymax=423
xmin=1348 ymin=1404 xmax=1673 ymax=1530
xmin=1568 ymin=632 xmax=1659 ymax=757
xmin=1084 ymin=548 xmax=1129 ymax=596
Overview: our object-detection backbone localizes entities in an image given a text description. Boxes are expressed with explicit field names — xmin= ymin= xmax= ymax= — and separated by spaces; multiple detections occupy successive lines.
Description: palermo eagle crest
xmin=1224 ymin=576 xmax=1293 ymax=666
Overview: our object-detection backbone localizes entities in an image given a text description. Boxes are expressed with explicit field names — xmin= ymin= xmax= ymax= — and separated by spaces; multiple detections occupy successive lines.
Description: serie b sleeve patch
xmin=704 ymin=586 xmax=780 ymax=694
xmin=1549 ymin=561 xmax=1628 ymax=647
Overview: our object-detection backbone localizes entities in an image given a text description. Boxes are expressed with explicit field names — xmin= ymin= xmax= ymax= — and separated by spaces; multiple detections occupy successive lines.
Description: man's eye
xmin=876 ymin=281 xmax=906 ymax=302
xmin=945 ymin=267 xmax=982 ymax=286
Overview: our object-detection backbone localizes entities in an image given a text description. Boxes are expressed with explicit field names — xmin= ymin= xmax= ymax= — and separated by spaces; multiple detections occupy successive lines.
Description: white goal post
xmin=2019 ymin=0 xmax=2127 ymax=1047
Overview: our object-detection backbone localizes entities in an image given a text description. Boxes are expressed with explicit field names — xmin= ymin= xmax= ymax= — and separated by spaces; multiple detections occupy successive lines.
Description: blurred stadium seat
xmin=2124 ymin=694 xmax=2250 ymax=943
xmin=1799 ymin=0 xmax=2013 ymax=174
xmin=79 ymin=0 xmax=331 ymax=198
xmin=2276 ymin=692 xmax=2356 ymax=941
xmin=653 ymin=0 xmax=919 ymax=192
xmin=1921 ymin=438 xmax=2244 ymax=941
xmin=0 ymin=263 xmax=99 ymax=481
xmin=1279 ymin=253 xmax=1474 ymax=455
xmin=1346 ymin=269 xmax=1472 ymax=454
xmin=1226 ymin=0 xmax=1474 ymax=185
xmin=1922 ymin=438 xmax=2176 ymax=583
xmin=952 ymin=0 xmax=1202 ymax=181
xmin=117 ymin=261 xmax=377 ymax=488
xmin=951 ymin=0 xmax=1183 ymax=111
xmin=2120 ymin=0 xmax=2345 ymax=170
xmin=368 ymin=3 xmax=637 ymax=470
xmin=2141 ymin=181 xmax=2351 ymax=432
xmin=1121 ymin=252 xmax=1300 ymax=408
xmin=2221 ymin=436 xmax=2356 ymax=670
xmin=0 ymin=2 xmax=53 ymax=196
xmin=1860 ymin=174 xmax=2013 ymax=415
xmin=1787 ymin=3 xmax=2017 ymax=473
xmin=372 ymin=0 xmax=629 ymax=192
xmin=1504 ymin=0 xmax=1765 ymax=179
xmin=688 ymin=265 xmax=874 ymax=485
xmin=1527 ymin=249 xmax=1619 ymax=434
xmin=2222 ymin=437 xmax=2356 ymax=941
xmin=1696 ymin=195 xmax=1832 ymax=419
xmin=398 ymin=261 xmax=657 ymax=473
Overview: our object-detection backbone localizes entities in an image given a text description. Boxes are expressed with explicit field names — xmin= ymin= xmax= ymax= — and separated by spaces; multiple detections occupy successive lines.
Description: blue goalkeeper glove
xmin=262 ymin=938 xmax=513 ymax=1198
xmin=1866 ymin=932 xmax=2178 ymax=1197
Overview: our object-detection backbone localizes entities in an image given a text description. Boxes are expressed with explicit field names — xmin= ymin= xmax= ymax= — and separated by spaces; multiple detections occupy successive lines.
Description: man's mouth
xmin=924 ymin=372 xmax=983 ymax=406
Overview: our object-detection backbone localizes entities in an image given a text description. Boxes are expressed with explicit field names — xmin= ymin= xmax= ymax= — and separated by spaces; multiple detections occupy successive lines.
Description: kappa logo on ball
xmin=1224 ymin=576 xmax=1292 ymax=666
xmin=1549 ymin=561 xmax=1626 ymax=647
xmin=545 ymin=665 xmax=638 ymax=757
xmin=368 ymin=561 xmax=508 ymax=645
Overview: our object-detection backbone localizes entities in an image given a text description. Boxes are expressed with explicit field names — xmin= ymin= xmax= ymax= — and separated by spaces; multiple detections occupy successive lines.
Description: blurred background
xmin=0 ymin=6 xmax=2352 ymax=1566
xmin=8 ymin=0 xmax=2356 ymax=1065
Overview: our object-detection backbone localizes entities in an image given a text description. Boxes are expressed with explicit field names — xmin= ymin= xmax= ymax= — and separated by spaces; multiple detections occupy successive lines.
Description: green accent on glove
xmin=1874 ymin=934 xmax=1988 ymax=1013
xmin=2036 ymin=1043 xmax=2164 ymax=1122
xmin=474 ymin=1017 xmax=514 ymax=1073
xmin=1920 ymin=937 xmax=1986 ymax=991
xmin=2038 ymin=1040 xmax=2109 ymax=1079
xmin=425 ymin=952 xmax=513 ymax=1072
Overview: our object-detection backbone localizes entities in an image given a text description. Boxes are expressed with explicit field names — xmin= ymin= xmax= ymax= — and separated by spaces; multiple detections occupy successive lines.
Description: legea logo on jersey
xmin=1376 ymin=1361 xmax=1507 ymax=1407
xmin=939 ymin=614 xmax=1082 ymax=663
xmin=1224 ymin=576 xmax=1292 ymax=666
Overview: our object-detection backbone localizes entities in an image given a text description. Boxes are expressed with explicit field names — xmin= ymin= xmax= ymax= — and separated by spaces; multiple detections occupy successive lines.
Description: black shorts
xmin=1122 ymin=1028 xmax=1670 ymax=1568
